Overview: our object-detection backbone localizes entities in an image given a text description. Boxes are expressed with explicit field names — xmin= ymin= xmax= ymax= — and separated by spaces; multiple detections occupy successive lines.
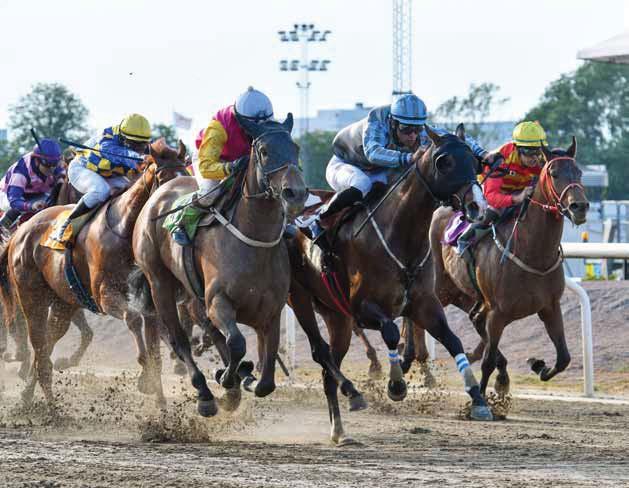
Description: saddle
xmin=40 ymin=206 xmax=99 ymax=251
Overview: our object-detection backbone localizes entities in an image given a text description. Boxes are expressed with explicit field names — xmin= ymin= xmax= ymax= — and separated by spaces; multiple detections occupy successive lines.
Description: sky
xmin=0 ymin=0 xmax=627 ymax=144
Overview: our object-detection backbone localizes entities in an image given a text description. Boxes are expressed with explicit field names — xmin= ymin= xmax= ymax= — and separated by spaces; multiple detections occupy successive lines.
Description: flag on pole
xmin=172 ymin=111 xmax=192 ymax=130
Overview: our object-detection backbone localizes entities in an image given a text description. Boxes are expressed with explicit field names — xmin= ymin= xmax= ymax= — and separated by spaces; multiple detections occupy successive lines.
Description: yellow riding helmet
xmin=512 ymin=121 xmax=547 ymax=147
xmin=120 ymin=113 xmax=151 ymax=142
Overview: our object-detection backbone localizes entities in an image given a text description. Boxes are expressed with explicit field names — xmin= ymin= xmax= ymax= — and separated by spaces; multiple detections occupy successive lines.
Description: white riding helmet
xmin=235 ymin=87 xmax=274 ymax=122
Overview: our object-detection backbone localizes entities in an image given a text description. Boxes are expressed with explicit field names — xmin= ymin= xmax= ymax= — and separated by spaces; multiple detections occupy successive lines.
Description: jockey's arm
xmin=363 ymin=118 xmax=410 ymax=169
xmin=483 ymin=175 xmax=515 ymax=209
xmin=197 ymin=120 xmax=231 ymax=179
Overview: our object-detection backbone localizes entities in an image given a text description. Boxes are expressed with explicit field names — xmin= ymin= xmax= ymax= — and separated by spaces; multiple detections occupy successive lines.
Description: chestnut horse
xmin=0 ymin=139 xmax=187 ymax=407
xmin=287 ymin=126 xmax=494 ymax=445
xmin=429 ymin=139 xmax=588 ymax=397
xmin=131 ymin=115 xmax=307 ymax=417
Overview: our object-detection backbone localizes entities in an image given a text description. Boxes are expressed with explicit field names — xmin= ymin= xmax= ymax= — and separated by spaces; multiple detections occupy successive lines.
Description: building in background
xmin=295 ymin=102 xmax=372 ymax=133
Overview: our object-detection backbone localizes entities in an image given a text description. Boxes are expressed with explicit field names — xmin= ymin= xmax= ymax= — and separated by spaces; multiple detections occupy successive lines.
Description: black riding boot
xmin=0 ymin=208 xmax=21 ymax=230
xmin=51 ymin=200 xmax=92 ymax=242
xmin=456 ymin=208 xmax=500 ymax=257
xmin=309 ymin=186 xmax=363 ymax=246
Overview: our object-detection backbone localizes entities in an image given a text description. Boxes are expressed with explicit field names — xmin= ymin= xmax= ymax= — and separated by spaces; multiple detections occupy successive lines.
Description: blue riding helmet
xmin=32 ymin=138 xmax=62 ymax=166
xmin=390 ymin=94 xmax=427 ymax=126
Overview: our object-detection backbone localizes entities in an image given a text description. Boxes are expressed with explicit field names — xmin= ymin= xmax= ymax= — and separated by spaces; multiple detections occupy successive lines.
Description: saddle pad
xmin=40 ymin=207 xmax=99 ymax=250
xmin=441 ymin=211 xmax=471 ymax=247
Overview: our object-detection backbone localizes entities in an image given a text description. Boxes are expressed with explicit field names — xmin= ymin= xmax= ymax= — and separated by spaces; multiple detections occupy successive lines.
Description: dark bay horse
xmin=429 ymin=139 xmax=589 ymax=397
xmin=287 ymin=126 xmax=494 ymax=445
xmin=131 ymin=114 xmax=308 ymax=417
xmin=0 ymin=139 xmax=187 ymax=407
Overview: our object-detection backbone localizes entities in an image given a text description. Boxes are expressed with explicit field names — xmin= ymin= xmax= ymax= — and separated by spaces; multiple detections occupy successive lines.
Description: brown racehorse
xmin=0 ymin=139 xmax=187 ymax=407
xmin=287 ymin=126 xmax=494 ymax=445
xmin=131 ymin=115 xmax=308 ymax=417
xmin=429 ymin=139 xmax=588 ymax=397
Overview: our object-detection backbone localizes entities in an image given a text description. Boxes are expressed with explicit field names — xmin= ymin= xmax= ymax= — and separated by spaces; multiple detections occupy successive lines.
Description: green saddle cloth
xmin=163 ymin=193 xmax=205 ymax=241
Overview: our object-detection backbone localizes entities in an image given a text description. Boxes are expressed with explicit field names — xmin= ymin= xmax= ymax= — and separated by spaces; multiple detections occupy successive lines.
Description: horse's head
xmin=413 ymin=124 xmax=487 ymax=222
xmin=239 ymin=113 xmax=308 ymax=217
xmin=539 ymin=138 xmax=589 ymax=225
xmin=147 ymin=138 xmax=189 ymax=187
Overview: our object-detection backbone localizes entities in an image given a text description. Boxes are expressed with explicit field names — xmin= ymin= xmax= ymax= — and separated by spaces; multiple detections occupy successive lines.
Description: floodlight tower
xmin=278 ymin=24 xmax=331 ymax=136
xmin=392 ymin=0 xmax=413 ymax=97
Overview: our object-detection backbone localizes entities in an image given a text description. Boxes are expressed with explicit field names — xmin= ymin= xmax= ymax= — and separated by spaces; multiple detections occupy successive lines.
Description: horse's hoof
xmin=494 ymin=377 xmax=511 ymax=397
xmin=214 ymin=368 xmax=225 ymax=385
xmin=368 ymin=363 xmax=384 ymax=380
xmin=387 ymin=379 xmax=407 ymax=402
xmin=237 ymin=360 xmax=255 ymax=379
xmin=334 ymin=436 xmax=363 ymax=447
xmin=53 ymin=357 xmax=72 ymax=371
xmin=348 ymin=394 xmax=368 ymax=412
xmin=17 ymin=365 xmax=31 ymax=382
xmin=218 ymin=388 xmax=242 ymax=412
xmin=254 ymin=380 xmax=276 ymax=398
xmin=527 ymin=357 xmax=546 ymax=374
xmin=197 ymin=398 xmax=218 ymax=417
xmin=156 ymin=395 xmax=167 ymax=410
xmin=137 ymin=373 xmax=152 ymax=395
xmin=173 ymin=362 xmax=187 ymax=376
xmin=470 ymin=404 xmax=494 ymax=421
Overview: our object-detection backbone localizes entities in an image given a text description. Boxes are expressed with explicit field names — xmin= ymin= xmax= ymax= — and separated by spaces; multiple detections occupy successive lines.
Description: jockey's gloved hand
xmin=29 ymin=200 xmax=47 ymax=212
xmin=229 ymin=157 xmax=248 ymax=175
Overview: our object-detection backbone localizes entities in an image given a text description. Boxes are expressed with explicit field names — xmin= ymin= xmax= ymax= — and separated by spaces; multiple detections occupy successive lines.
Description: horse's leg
xmin=409 ymin=294 xmax=493 ymax=421
xmin=357 ymin=301 xmax=406 ymax=402
xmin=408 ymin=323 xmax=437 ymax=388
xmin=175 ymin=302 xmax=194 ymax=375
xmin=352 ymin=325 xmax=382 ymax=380
xmin=143 ymin=314 xmax=165 ymax=407
xmin=288 ymin=282 xmax=365 ymax=411
xmin=122 ymin=311 xmax=151 ymax=394
xmin=54 ymin=309 xmax=93 ymax=371
xmin=245 ymin=313 xmax=279 ymax=397
xmin=12 ymin=311 xmax=32 ymax=381
xmin=317 ymin=306 xmax=357 ymax=446
xmin=147 ymin=270 xmax=216 ymax=417
xmin=207 ymin=293 xmax=245 ymax=390
xmin=479 ymin=309 xmax=509 ymax=397
xmin=528 ymin=300 xmax=571 ymax=382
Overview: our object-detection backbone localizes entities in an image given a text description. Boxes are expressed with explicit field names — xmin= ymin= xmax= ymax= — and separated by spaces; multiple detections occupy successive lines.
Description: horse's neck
xmin=370 ymin=162 xmax=434 ymax=259
xmin=233 ymin=164 xmax=284 ymax=242
xmin=511 ymin=185 xmax=564 ymax=267
xmin=110 ymin=167 xmax=155 ymax=235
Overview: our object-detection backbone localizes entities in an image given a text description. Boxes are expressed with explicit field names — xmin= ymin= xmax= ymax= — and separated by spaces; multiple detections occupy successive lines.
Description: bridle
xmin=529 ymin=156 xmax=584 ymax=220
xmin=243 ymin=129 xmax=297 ymax=200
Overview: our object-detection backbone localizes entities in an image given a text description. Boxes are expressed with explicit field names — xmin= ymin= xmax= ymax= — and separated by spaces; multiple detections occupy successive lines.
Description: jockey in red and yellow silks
xmin=456 ymin=121 xmax=547 ymax=258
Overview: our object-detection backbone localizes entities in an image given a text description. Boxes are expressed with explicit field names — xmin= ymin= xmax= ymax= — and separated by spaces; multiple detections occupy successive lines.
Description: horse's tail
xmin=127 ymin=266 xmax=155 ymax=313
xmin=0 ymin=229 xmax=16 ymax=327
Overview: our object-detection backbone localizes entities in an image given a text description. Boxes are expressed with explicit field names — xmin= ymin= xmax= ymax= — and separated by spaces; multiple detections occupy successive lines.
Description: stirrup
xmin=172 ymin=226 xmax=192 ymax=246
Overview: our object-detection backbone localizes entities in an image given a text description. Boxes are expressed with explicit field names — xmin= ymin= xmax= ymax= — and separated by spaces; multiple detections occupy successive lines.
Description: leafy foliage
xmin=152 ymin=123 xmax=178 ymax=147
xmin=296 ymin=130 xmax=335 ymax=190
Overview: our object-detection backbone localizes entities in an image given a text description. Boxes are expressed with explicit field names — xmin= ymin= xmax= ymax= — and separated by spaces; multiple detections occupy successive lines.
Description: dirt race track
xmin=1 ymin=363 xmax=629 ymax=488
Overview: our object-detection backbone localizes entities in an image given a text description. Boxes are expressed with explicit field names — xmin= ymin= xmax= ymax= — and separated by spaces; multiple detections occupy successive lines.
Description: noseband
xmin=529 ymin=156 xmax=584 ymax=219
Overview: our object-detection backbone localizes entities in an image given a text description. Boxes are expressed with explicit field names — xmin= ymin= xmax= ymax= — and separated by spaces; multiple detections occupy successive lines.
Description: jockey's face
xmin=395 ymin=123 xmax=422 ymax=150
xmin=34 ymin=157 xmax=54 ymax=176
xmin=518 ymin=146 xmax=543 ymax=168
xmin=124 ymin=138 xmax=149 ymax=155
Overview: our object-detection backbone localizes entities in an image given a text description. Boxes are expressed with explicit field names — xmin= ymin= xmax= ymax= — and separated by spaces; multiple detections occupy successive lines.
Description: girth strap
xmin=182 ymin=244 xmax=205 ymax=301
xmin=63 ymin=245 xmax=102 ymax=314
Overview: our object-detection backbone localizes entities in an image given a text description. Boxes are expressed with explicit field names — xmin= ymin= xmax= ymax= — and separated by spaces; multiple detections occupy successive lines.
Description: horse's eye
xmin=260 ymin=148 xmax=268 ymax=158
xmin=550 ymin=170 xmax=559 ymax=178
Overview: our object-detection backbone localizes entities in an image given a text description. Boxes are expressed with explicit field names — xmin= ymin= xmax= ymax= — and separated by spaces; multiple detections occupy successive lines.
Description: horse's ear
xmin=567 ymin=136 xmax=577 ymax=158
xmin=235 ymin=112 xmax=264 ymax=139
xmin=177 ymin=139 xmax=187 ymax=160
xmin=283 ymin=113 xmax=294 ymax=134
xmin=425 ymin=125 xmax=442 ymax=145
xmin=541 ymin=144 xmax=552 ymax=162
xmin=455 ymin=123 xmax=466 ymax=142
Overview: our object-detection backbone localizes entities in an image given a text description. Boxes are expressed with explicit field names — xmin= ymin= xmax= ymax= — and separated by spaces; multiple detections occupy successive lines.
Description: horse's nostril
xmin=282 ymin=188 xmax=296 ymax=200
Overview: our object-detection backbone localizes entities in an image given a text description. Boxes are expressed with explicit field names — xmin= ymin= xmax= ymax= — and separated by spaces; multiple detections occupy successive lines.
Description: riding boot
xmin=51 ymin=200 xmax=92 ymax=242
xmin=0 ymin=208 xmax=20 ymax=231
xmin=456 ymin=208 xmax=500 ymax=257
xmin=311 ymin=186 xmax=363 ymax=249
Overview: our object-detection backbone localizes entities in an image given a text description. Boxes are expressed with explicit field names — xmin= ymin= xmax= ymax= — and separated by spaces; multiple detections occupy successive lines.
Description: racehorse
xmin=131 ymin=114 xmax=308 ymax=417
xmin=0 ymin=139 xmax=187 ymax=407
xmin=429 ymin=138 xmax=588 ymax=397
xmin=287 ymin=125 xmax=493 ymax=445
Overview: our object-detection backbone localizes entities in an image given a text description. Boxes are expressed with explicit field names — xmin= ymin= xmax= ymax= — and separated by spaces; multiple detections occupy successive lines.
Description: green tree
xmin=8 ymin=83 xmax=89 ymax=154
xmin=0 ymin=138 xmax=21 ymax=174
xmin=525 ymin=61 xmax=629 ymax=198
xmin=433 ymin=82 xmax=509 ymax=142
xmin=296 ymin=130 xmax=335 ymax=189
xmin=152 ymin=123 xmax=178 ymax=146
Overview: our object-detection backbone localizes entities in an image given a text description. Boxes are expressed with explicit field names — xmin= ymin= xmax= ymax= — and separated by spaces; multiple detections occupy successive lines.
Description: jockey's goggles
xmin=518 ymin=146 xmax=542 ymax=157
xmin=36 ymin=156 xmax=60 ymax=167
xmin=398 ymin=123 xmax=423 ymax=135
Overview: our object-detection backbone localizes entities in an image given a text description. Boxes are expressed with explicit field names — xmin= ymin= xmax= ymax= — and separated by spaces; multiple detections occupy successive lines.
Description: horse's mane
xmin=150 ymin=137 xmax=179 ymax=160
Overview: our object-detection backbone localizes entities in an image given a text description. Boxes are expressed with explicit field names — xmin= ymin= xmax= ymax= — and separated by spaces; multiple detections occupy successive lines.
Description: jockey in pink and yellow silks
xmin=170 ymin=87 xmax=274 ymax=245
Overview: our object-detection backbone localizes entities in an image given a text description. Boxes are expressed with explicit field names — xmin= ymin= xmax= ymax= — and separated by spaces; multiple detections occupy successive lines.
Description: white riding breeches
xmin=68 ymin=160 xmax=129 ymax=208
xmin=325 ymin=155 xmax=389 ymax=197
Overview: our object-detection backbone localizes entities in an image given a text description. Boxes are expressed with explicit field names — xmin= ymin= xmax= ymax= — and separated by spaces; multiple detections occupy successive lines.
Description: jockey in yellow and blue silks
xmin=51 ymin=113 xmax=151 ymax=241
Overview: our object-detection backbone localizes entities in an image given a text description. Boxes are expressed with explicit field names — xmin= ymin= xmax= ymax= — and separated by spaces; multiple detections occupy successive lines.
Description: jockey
xmin=308 ymin=93 xmax=494 ymax=245
xmin=0 ymin=138 xmax=64 ymax=229
xmin=456 ymin=120 xmax=547 ymax=256
xmin=51 ymin=114 xmax=151 ymax=241
xmin=169 ymin=86 xmax=274 ymax=245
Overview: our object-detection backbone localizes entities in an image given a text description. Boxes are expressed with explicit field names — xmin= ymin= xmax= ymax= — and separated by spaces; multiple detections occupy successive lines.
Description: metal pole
xmin=564 ymin=277 xmax=595 ymax=398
